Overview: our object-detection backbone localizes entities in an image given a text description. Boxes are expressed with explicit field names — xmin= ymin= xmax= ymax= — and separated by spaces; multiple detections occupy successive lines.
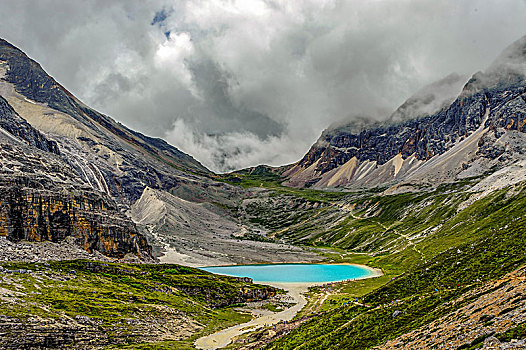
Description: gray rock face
xmin=0 ymin=38 xmax=210 ymax=205
xmin=0 ymin=138 xmax=153 ymax=260
xmin=0 ymin=95 xmax=58 ymax=153
xmin=0 ymin=44 xmax=158 ymax=260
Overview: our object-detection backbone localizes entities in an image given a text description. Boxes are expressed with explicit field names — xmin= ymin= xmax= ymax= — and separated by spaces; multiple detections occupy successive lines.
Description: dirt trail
xmin=195 ymin=282 xmax=310 ymax=350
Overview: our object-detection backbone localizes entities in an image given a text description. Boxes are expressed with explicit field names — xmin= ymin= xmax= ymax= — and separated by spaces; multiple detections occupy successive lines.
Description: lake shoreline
xmin=194 ymin=280 xmax=310 ymax=350
xmin=200 ymin=262 xmax=383 ymax=284
xmin=195 ymin=263 xmax=382 ymax=349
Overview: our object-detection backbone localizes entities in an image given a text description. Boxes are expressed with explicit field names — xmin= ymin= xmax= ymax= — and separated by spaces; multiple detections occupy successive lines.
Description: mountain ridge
xmin=281 ymin=35 xmax=526 ymax=190
xmin=0 ymin=37 xmax=207 ymax=176
xmin=0 ymin=37 xmax=222 ymax=260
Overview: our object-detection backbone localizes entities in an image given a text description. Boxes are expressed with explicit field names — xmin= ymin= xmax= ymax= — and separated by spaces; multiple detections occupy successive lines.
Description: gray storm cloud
xmin=1 ymin=0 xmax=526 ymax=172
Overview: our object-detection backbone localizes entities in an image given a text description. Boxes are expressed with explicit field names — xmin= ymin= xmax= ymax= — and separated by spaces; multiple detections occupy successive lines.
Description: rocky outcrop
xmin=0 ymin=95 xmax=58 ymax=154
xmin=0 ymin=311 xmax=201 ymax=350
xmin=175 ymin=281 xmax=277 ymax=308
xmin=0 ymin=316 xmax=111 ymax=350
xmin=0 ymin=184 xmax=151 ymax=259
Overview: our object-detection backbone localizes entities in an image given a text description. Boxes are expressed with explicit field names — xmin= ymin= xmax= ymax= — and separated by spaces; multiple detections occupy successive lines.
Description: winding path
xmin=350 ymin=208 xmax=425 ymax=261
xmin=194 ymin=282 xmax=309 ymax=350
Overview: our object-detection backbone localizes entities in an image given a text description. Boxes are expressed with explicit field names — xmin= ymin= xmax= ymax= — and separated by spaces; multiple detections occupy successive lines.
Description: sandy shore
xmin=338 ymin=263 xmax=383 ymax=279
xmin=194 ymin=264 xmax=383 ymax=350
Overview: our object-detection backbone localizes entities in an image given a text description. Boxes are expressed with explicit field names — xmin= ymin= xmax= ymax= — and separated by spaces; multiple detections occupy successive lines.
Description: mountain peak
xmin=284 ymin=34 xmax=526 ymax=189
xmin=389 ymin=72 xmax=468 ymax=123
xmin=463 ymin=35 xmax=526 ymax=94
xmin=488 ymin=34 xmax=526 ymax=75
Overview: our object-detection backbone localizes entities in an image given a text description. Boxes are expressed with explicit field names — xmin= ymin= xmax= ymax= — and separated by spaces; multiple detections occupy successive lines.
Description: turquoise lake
xmin=200 ymin=263 xmax=374 ymax=283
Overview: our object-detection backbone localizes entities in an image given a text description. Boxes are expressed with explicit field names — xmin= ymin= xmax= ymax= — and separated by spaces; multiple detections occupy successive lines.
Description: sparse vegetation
xmin=0 ymin=260 xmax=275 ymax=348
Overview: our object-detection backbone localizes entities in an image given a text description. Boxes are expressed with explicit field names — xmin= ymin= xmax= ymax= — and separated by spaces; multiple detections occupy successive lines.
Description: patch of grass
xmin=496 ymin=321 xmax=526 ymax=342
xmin=220 ymin=167 xmax=349 ymax=203
xmin=0 ymin=260 xmax=275 ymax=348
xmin=265 ymin=207 xmax=526 ymax=350
xmin=260 ymin=303 xmax=284 ymax=312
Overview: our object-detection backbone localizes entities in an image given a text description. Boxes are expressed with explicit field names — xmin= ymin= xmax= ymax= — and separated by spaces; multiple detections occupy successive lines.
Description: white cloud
xmin=1 ymin=0 xmax=526 ymax=172
xmin=165 ymin=119 xmax=307 ymax=172
xmin=154 ymin=33 xmax=197 ymax=96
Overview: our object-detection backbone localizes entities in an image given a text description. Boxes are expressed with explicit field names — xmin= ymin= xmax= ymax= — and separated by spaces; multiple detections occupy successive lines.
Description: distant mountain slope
xmin=284 ymin=35 xmax=526 ymax=190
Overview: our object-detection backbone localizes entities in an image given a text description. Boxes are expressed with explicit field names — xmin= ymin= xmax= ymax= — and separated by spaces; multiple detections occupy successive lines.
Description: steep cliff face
xmin=0 ymin=93 xmax=152 ymax=260
xmin=284 ymin=36 xmax=526 ymax=189
xmin=0 ymin=185 xmax=151 ymax=259
xmin=1 ymin=37 xmax=289 ymax=263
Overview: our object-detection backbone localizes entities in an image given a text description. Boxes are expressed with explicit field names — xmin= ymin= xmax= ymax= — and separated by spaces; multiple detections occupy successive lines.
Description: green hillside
xmin=0 ymin=260 xmax=276 ymax=349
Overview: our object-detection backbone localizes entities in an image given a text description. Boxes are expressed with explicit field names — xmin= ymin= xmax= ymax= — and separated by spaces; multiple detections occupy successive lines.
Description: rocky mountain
xmin=0 ymin=38 xmax=210 ymax=204
xmin=0 ymin=38 xmax=321 ymax=265
xmin=1 ymin=29 xmax=526 ymax=350
xmin=0 ymin=86 xmax=152 ymax=260
xmin=0 ymin=38 xmax=301 ymax=349
xmin=283 ymin=35 xmax=526 ymax=190
xmin=0 ymin=38 xmax=225 ymax=260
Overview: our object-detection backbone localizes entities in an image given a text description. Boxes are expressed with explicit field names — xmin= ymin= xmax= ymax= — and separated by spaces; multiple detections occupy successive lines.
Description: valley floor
xmin=157 ymin=238 xmax=323 ymax=267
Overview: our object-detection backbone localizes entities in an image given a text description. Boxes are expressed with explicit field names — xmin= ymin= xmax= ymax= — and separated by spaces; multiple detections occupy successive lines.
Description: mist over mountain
xmin=284 ymin=34 xmax=526 ymax=189
xmin=1 ymin=0 xmax=526 ymax=171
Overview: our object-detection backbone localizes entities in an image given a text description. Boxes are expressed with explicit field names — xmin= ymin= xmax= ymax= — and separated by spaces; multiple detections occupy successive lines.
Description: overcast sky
xmin=1 ymin=0 xmax=526 ymax=172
